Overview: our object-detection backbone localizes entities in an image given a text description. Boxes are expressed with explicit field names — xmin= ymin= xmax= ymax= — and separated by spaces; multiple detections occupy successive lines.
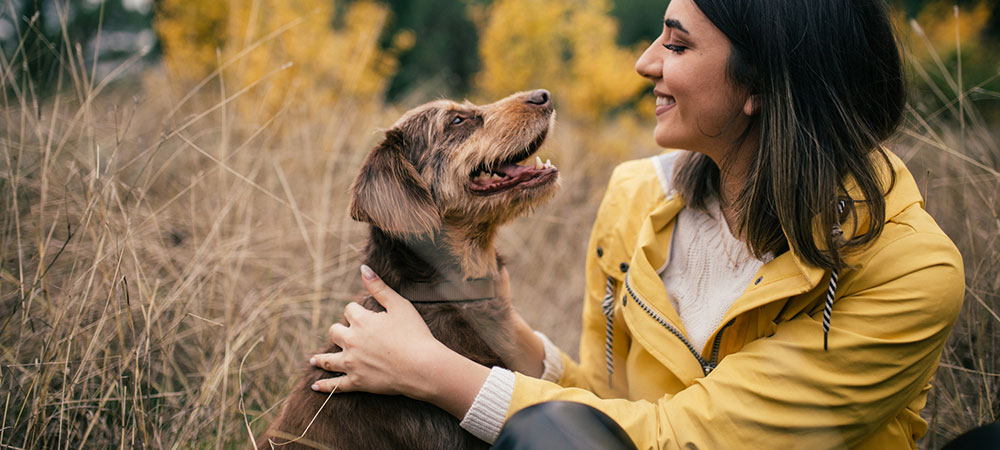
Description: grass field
xmin=2 ymin=18 xmax=998 ymax=450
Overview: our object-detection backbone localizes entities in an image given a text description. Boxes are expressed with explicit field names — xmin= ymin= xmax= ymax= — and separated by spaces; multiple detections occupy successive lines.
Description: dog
xmin=256 ymin=89 xmax=559 ymax=449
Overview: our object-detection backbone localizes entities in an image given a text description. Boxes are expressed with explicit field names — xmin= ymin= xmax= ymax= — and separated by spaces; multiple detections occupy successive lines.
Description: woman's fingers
xmin=360 ymin=265 xmax=408 ymax=311
xmin=312 ymin=375 xmax=352 ymax=393
xmin=311 ymin=351 xmax=344 ymax=373
xmin=342 ymin=302 xmax=368 ymax=324
xmin=305 ymin=265 xmax=446 ymax=399
xmin=310 ymin=352 xmax=359 ymax=392
xmin=328 ymin=322 xmax=349 ymax=346
xmin=310 ymin=346 xmax=381 ymax=395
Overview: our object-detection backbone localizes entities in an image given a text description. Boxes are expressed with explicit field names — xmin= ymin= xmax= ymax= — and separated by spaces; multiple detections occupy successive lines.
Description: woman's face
xmin=635 ymin=0 xmax=754 ymax=158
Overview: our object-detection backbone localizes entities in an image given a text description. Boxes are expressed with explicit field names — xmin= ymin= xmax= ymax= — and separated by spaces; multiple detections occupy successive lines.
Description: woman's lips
xmin=655 ymin=94 xmax=676 ymax=116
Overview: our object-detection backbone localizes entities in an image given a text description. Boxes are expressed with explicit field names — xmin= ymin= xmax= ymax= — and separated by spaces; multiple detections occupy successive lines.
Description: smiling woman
xmin=308 ymin=0 xmax=965 ymax=449
xmin=637 ymin=10 xmax=754 ymax=160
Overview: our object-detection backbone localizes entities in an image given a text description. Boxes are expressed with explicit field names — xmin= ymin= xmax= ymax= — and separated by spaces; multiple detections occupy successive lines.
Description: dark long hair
xmin=674 ymin=0 xmax=905 ymax=270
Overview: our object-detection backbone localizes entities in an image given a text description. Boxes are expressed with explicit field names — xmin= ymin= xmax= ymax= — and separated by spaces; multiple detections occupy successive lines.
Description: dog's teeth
xmin=546 ymin=159 xmax=551 ymax=167
xmin=491 ymin=174 xmax=502 ymax=180
xmin=535 ymin=156 xmax=543 ymax=169
xmin=474 ymin=172 xmax=490 ymax=181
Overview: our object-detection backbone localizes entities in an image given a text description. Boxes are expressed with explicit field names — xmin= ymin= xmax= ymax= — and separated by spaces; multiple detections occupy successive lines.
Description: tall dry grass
xmin=0 ymin=23 xmax=645 ymax=449
xmin=1 ymin=7 xmax=997 ymax=450
xmin=895 ymin=12 xmax=1000 ymax=448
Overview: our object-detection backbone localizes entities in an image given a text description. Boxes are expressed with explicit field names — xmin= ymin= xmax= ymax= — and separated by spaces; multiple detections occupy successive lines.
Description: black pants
xmin=494 ymin=401 xmax=997 ymax=450
xmin=940 ymin=422 xmax=1000 ymax=450
xmin=493 ymin=401 xmax=637 ymax=450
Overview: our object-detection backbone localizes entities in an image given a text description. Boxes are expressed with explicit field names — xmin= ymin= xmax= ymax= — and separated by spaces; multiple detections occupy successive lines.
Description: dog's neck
xmin=438 ymin=223 xmax=500 ymax=279
xmin=364 ymin=225 xmax=499 ymax=292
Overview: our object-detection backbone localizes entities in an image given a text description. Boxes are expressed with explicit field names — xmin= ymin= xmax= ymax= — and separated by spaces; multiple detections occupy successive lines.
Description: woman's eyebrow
xmin=664 ymin=18 xmax=690 ymax=34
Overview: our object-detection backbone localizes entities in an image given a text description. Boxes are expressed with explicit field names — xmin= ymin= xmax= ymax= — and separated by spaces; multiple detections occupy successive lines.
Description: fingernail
xmin=311 ymin=383 xmax=321 ymax=391
xmin=360 ymin=264 xmax=377 ymax=280
xmin=309 ymin=357 xmax=316 ymax=366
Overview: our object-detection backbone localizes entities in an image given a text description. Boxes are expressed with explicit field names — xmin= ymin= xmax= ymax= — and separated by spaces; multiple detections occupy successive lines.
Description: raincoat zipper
xmin=624 ymin=274 xmax=735 ymax=376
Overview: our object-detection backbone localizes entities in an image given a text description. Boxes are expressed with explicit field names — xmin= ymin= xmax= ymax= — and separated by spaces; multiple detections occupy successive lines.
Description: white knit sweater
xmin=460 ymin=201 xmax=768 ymax=442
xmin=661 ymin=199 xmax=771 ymax=353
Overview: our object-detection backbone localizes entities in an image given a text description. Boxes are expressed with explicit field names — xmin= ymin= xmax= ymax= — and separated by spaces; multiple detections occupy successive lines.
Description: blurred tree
xmin=1 ymin=0 xmax=153 ymax=94
xmin=154 ymin=0 xmax=228 ymax=85
xmin=477 ymin=0 xmax=646 ymax=121
xmin=609 ymin=0 xmax=663 ymax=46
xmin=3 ymin=0 xmax=56 ymax=91
xmin=378 ymin=0 xmax=481 ymax=100
xmin=155 ymin=0 xmax=405 ymax=117
xmin=896 ymin=0 xmax=1000 ymax=42
xmin=895 ymin=0 xmax=1000 ymax=121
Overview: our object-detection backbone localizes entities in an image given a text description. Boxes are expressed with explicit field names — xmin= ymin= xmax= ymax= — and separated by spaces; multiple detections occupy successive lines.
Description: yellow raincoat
xmin=508 ymin=150 xmax=964 ymax=449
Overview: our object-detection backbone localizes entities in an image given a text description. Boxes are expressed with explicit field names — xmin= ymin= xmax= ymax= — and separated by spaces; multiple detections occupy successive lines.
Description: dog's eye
xmin=450 ymin=116 xmax=465 ymax=126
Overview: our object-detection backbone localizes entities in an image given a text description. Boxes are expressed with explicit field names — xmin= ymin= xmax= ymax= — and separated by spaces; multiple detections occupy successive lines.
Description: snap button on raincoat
xmin=507 ymin=150 xmax=965 ymax=449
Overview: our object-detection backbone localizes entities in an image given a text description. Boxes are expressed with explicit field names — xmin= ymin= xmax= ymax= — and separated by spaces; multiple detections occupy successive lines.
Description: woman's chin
xmin=653 ymin=128 xmax=686 ymax=150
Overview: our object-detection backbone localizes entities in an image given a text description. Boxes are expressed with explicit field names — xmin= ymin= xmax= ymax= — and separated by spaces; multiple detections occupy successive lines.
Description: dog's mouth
xmin=467 ymin=130 xmax=558 ymax=196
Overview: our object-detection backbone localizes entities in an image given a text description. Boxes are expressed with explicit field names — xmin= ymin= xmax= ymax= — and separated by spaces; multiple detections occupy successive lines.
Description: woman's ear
xmin=349 ymin=130 xmax=441 ymax=237
xmin=743 ymin=94 xmax=759 ymax=116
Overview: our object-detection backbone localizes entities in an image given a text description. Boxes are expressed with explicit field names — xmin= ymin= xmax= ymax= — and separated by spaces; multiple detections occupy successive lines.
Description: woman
xmin=309 ymin=0 xmax=965 ymax=448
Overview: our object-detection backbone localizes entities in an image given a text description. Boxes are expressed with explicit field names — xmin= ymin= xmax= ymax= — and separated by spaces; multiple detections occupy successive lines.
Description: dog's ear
xmin=349 ymin=130 xmax=440 ymax=237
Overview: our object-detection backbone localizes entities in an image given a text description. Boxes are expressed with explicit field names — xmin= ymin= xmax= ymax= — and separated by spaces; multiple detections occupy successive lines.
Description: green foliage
xmin=378 ymin=0 xmax=481 ymax=100
xmin=896 ymin=0 xmax=1000 ymax=123
xmin=609 ymin=0 xmax=663 ymax=46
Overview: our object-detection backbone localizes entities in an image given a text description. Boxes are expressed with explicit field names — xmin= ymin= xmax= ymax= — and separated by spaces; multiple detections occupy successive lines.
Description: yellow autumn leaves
xmin=155 ymin=0 xmax=647 ymax=121
xmin=902 ymin=1 xmax=995 ymax=62
xmin=155 ymin=0 xmax=403 ymax=117
xmin=477 ymin=0 xmax=646 ymax=120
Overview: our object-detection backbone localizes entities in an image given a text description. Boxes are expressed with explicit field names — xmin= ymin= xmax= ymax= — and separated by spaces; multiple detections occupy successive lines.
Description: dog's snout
xmin=525 ymin=89 xmax=551 ymax=107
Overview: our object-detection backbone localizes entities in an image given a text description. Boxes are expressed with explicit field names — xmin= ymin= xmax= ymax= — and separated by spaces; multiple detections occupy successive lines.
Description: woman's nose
xmin=635 ymin=41 xmax=662 ymax=80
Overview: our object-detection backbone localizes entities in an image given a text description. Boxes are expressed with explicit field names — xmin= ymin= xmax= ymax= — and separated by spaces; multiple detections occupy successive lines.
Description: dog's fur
xmin=256 ymin=90 xmax=559 ymax=449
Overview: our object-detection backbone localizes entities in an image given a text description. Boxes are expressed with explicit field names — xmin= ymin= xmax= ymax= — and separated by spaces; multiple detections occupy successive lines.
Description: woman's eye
xmin=451 ymin=116 xmax=465 ymax=125
xmin=663 ymin=43 xmax=687 ymax=54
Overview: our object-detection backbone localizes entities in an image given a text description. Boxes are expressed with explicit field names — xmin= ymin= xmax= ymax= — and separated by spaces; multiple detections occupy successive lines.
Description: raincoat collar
xmin=632 ymin=150 xmax=923 ymax=287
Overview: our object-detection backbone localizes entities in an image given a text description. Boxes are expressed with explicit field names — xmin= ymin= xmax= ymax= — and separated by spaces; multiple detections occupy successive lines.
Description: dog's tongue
xmin=470 ymin=157 xmax=558 ymax=194
xmin=497 ymin=162 xmax=537 ymax=178
xmin=497 ymin=156 xmax=556 ymax=178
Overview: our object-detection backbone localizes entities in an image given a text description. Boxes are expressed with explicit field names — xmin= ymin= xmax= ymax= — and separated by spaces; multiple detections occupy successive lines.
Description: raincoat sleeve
xmin=508 ymin=222 xmax=964 ymax=449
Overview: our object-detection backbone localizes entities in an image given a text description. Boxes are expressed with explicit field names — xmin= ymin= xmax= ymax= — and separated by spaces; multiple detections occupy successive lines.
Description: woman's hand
xmin=310 ymin=265 xmax=491 ymax=419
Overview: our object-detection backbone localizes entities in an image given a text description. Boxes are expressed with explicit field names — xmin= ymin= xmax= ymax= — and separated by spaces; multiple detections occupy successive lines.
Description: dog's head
xmin=350 ymin=90 xmax=559 ymax=238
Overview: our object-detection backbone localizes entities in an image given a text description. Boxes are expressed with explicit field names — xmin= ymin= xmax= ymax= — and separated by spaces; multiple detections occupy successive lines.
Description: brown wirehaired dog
xmin=256 ymin=90 xmax=559 ymax=449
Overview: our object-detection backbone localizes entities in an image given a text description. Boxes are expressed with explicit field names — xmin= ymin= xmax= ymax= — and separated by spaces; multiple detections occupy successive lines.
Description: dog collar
xmin=400 ymin=278 xmax=497 ymax=303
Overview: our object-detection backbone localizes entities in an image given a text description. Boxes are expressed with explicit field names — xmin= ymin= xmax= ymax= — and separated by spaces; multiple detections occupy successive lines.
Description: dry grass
xmin=1 ymin=15 xmax=997 ymax=450
xmin=893 ymin=13 xmax=1000 ymax=448
xmin=0 ymin=49 xmax=642 ymax=446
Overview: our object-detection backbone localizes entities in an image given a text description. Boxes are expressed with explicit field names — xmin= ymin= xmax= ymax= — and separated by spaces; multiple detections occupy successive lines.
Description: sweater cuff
xmin=535 ymin=331 xmax=564 ymax=383
xmin=460 ymin=366 xmax=515 ymax=443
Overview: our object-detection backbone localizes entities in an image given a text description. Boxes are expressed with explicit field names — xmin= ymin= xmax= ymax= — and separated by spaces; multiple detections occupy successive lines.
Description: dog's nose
xmin=526 ymin=89 xmax=551 ymax=107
